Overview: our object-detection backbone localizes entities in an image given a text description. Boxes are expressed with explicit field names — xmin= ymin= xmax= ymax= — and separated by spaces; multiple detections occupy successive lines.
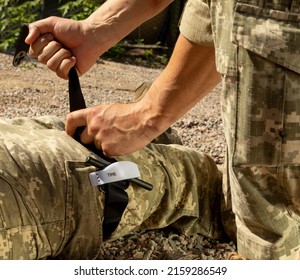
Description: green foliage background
xmin=0 ymin=0 xmax=101 ymax=52
xmin=58 ymin=0 xmax=101 ymax=20
xmin=1 ymin=0 xmax=183 ymax=67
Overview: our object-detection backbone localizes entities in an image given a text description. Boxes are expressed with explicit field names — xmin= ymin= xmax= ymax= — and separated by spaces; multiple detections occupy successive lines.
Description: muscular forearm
xmin=25 ymin=0 xmax=173 ymax=78
xmin=139 ymin=34 xmax=221 ymax=136
xmin=83 ymin=0 xmax=173 ymax=56
xmin=65 ymin=34 xmax=220 ymax=156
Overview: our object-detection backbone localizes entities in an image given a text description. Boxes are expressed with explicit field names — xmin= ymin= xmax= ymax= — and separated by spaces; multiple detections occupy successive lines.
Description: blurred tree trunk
xmin=42 ymin=0 xmax=67 ymax=17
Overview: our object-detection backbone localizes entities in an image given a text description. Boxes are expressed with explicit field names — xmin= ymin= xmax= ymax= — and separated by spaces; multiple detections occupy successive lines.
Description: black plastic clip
xmin=13 ymin=24 xmax=30 ymax=67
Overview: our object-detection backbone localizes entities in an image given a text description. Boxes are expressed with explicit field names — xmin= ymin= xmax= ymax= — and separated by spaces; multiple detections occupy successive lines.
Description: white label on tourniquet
xmin=89 ymin=161 xmax=141 ymax=186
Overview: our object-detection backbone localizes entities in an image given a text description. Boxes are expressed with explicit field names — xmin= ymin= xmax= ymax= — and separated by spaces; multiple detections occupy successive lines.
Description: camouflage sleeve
xmin=179 ymin=0 xmax=214 ymax=47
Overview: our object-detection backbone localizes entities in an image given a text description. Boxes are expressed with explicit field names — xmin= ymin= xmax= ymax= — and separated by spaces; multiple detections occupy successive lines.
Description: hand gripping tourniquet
xmin=13 ymin=25 xmax=152 ymax=239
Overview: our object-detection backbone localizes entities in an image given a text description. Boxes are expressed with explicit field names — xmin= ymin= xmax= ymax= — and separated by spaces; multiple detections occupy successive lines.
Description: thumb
xmin=25 ymin=17 xmax=57 ymax=44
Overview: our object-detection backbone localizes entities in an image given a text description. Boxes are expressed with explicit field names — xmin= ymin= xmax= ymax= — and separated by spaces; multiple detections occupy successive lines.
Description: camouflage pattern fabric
xmin=0 ymin=116 xmax=224 ymax=259
xmin=181 ymin=0 xmax=300 ymax=259
xmin=0 ymin=117 xmax=103 ymax=259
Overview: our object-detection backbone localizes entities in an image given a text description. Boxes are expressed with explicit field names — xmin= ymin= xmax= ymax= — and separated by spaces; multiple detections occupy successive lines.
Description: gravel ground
xmin=0 ymin=52 xmax=237 ymax=260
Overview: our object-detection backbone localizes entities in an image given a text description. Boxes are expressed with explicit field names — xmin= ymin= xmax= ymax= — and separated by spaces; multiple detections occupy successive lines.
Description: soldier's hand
xmin=65 ymin=102 xmax=162 ymax=157
xmin=25 ymin=16 xmax=102 ymax=79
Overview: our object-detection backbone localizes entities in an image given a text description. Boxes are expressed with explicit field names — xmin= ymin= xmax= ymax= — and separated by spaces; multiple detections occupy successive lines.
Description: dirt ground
xmin=0 ymin=52 xmax=237 ymax=259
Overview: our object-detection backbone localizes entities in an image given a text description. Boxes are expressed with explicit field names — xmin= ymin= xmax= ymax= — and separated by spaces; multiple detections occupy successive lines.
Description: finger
xmin=80 ymin=126 xmax=96 ymax=145
xmin=25 ymin=17 xmax=58 ymax=44
xmin=28 ymin=33 xmax=54 ymax=57
xmin=56 ymin=57 xmax=77 ymax=80
xmin=94 ymin=139 xmax=104 ymax=152
xmin=46 ymin=47 xmax=74 ymax=72
xmin=25 ymin=24 xmax=42 ymax=45
xmin=37 ymin=40 xmax=64 ymax=64
xmin=65 ymin=109 xmax=89 ymax=136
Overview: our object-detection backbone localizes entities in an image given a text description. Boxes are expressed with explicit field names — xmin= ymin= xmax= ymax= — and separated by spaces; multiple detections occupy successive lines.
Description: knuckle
xmin=88 ymin=107 xmax=99 ymax=117
xmin=48 ymin=40 xmax=62 ymax=51
xmin=48 ymin=16 xmax=58 ymax=22
xmin=58 ymin=59 xmax=74 ymax=80
xmin=61 ymin=48 xmax=71 ymax=57
xmin=101 ymin=145 xmax=111 ymax=157
xmin=65 ymin=114 xmax=76 ymax=128
xmin=56 ymin=68 xmax=68 ymax=79
xmin=46 ymin=60 xmax=56 ymax=71
xmin=28 ymin=47 xmax=37 ymax=58
xmin=38 ymin=54 xmax=47 ymax=64
xmin=40 ymin=35 xmax=51 ymax=45
xmin=66 ymin=113 xmax=75 ymax=123
xmin=88 ymin=122 xmax=99 ymax=136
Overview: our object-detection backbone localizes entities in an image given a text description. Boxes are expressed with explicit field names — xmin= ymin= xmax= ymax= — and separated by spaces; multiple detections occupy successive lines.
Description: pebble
xmin=0 ymin=53 xmax=236 ymax=260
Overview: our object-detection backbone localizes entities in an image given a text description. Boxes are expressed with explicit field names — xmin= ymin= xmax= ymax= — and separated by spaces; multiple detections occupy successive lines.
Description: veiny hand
xmin=65 ymin=102 xmax=161 ymax=157
xmin=25 ymin=16 xmax=102 ymax=79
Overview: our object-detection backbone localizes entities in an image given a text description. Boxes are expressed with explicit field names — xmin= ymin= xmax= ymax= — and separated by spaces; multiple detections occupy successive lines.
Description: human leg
xmin=112 ymin=143 xmax=225 ymax=242
xmin=222 ymin=42 xmax=300 ymax=260
xmin=0 ymin=116 xmax=103 ymax=259
xmin=0 ymin=116 xmax=224 ymax=259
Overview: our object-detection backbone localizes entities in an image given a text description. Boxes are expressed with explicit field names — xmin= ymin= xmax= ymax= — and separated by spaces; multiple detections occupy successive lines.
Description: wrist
xmin=81 ymin=17 xmax=118 ymax=57
xmin=137 ymin=90 xmax=175 ymax=140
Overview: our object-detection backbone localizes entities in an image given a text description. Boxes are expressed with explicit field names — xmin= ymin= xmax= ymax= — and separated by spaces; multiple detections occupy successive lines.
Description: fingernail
xmin=46 ymin=33 xmax=54 ymax=40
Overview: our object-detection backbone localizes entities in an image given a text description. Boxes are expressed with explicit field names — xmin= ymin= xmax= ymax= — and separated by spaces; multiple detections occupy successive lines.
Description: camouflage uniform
xmin=180 ymin=0 xmax=300 ymax=259
xmin=0 ymin=116 xmax=223 ymax=259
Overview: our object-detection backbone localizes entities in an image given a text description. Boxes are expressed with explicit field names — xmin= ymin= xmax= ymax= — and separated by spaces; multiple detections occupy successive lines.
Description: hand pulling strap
xmin=68 ymin=67 xmax=130 ymax=239
xmin=13 ymin=25 xmax=152 ymax=239
xmin=68 ymin=68 xmax=153 ymax=191
xmin=12 ymin=25 xmax=152 ymax=191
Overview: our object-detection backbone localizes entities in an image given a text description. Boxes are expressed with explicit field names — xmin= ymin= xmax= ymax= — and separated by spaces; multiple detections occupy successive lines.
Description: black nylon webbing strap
xmin=101 ymin=181 xmax=129 ymax=236
xmin=68 ymin=67 xmax=87 ymax=111
xmin=68 ymin=67 xmax=129 ymax=239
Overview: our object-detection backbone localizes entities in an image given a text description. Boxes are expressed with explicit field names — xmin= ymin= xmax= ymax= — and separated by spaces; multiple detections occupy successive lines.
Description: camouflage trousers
xmin=217 ymin=0 xmax=300 ymax=259
xmin=0 ymin=116 xmax=224 ymax=259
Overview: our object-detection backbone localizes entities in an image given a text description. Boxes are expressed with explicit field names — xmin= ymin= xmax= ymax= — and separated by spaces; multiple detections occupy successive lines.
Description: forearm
xmin=139 ymin=34 xmax=220 ymax=136
xmin=64 ymin=34 xmax=220 ymax=156
xmin=83 ymin=0 xmax=173 ymax=56
xmin=25 ymin=0 xmax=174 ymax=78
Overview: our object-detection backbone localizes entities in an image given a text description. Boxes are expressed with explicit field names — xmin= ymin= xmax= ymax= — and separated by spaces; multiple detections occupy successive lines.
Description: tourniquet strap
xmin=68 ymin=67 xmax=129 ymax=239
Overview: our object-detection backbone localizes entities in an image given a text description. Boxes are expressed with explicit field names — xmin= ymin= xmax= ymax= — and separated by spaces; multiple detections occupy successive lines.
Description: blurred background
xmin=0 ymin=0 xmax=186 ymax=55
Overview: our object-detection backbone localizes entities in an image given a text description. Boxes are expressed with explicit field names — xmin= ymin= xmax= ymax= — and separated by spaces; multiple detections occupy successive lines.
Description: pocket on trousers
xmin=61 ymin=160 xmax=103 ymax=259
xmin=0 ymin=171 xmax=54 ymax=259
xmin=232 ymin=2 xmax=300 ymax=74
